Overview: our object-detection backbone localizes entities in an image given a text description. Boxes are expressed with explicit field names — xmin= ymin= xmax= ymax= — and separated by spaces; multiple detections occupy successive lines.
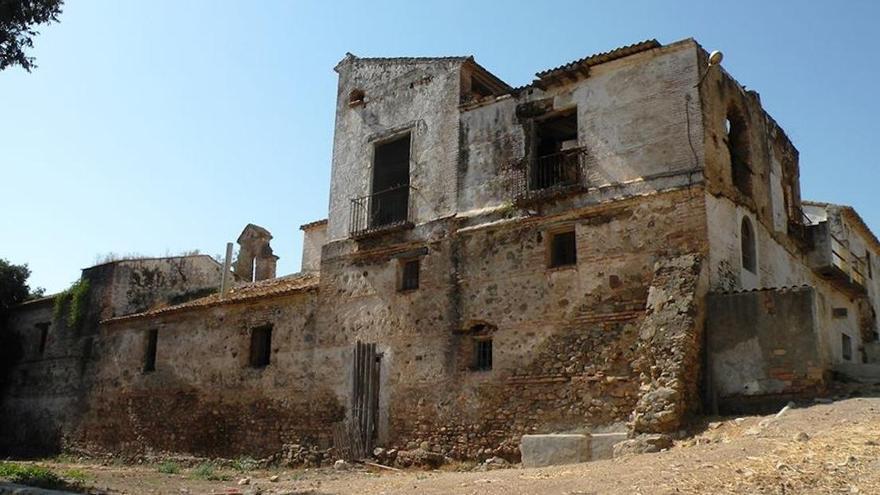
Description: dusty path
xmin=4 ymin=397 xmax=879 ymax=494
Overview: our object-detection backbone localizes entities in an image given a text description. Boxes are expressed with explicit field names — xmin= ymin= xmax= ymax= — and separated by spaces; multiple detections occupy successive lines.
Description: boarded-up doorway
xmin=352 ymin=341 xmax=381 ymax=455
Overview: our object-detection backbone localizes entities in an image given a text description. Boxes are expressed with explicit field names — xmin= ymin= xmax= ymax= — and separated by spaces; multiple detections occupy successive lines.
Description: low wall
xmin=707 ymin=286 xmax=827 ymax=413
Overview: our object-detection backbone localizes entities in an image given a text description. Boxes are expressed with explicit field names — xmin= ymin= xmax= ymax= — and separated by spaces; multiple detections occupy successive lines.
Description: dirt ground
xmin=3 ymin=396 xmax=879 ymax=495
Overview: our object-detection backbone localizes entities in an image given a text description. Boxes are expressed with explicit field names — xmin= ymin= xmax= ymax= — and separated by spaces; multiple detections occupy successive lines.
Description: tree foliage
xmin=0 ymin=0 xmax=63 ymax=72
xmin=0 ymin=258 xmax=44 ymax=389
xmin=0 ymin=258 xmax=43 ymax=322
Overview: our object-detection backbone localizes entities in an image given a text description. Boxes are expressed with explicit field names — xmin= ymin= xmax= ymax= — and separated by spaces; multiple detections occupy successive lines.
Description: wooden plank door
xmin=351 ymin=341 xmax=381 ymax=458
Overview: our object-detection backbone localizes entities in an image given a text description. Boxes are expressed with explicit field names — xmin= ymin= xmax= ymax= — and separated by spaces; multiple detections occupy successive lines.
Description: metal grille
xmin=514 ymin=148 xmax=587 ymax=203
xmin=350 ymin=185 xmax=414 ymax=238
xmin=400 ymin=260 xmax=419 ymax=291
xmin=474 ymin=339 xmax=492 ymax=371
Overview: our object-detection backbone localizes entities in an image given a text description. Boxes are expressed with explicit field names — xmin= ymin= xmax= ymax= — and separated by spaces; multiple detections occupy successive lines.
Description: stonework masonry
xmin=2 ymin=37 xmax=878 ymax=463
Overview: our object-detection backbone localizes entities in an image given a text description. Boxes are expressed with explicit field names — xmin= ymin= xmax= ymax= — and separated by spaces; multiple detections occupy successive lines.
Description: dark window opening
xmin=741 ymin=217 xmax=756 ymax=273
xmin=144 ymin=329 xmax=158 ymax=373
xmin=532 ymin=110 xmax=579 ymax=191
xmin=726 ymin=109 xmax=752 ymax=196
xmin=370 ymin=133 xmax=411 ymax=228
xmin=867 ymin=251 xmax=873 ymax=279
xmin=550 ymin=230 xmax=577 ymax=268
xmin=399 ymin=259 xmax=420 ymax=291
xmin=842 ymin=333 xmax=853 ymax=361
xmin=250 ymin=325 xmax=273 ymax=368
xmin=349 ymin=89 xmax=365 ymax=107
xmin=474 ymin=339 xmax=492 ymax=371
xmin=36 ymin=322 xmax=50 ymax=355
xmin=832 ymin=307 xmax=849 ymax=319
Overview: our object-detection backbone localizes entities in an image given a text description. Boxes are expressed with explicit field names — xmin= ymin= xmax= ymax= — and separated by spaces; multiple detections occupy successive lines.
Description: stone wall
xmin=0 ymin=255 xmax=223 ymax=457
xmin=315 ymin=187 xmax=708 ymax=460
xmin=0 ymin=298 xmax=87 ymax=456
xmin=73 ymin=289 xmax=332 ymax=458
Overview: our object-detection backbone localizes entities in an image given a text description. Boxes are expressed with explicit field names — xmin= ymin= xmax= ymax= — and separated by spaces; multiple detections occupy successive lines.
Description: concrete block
xmin=520 ymin=434 xmax=590 ymax=468
xmin=590 ymin=432 xmax=628 ymax=461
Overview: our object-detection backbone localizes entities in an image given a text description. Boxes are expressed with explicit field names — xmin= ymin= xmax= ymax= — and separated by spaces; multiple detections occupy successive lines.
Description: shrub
xmin=232 ymin=456 xmax=258 ymax=473
xmin=0 ymin=462 xmax=72 ymax=490
xmin=191 ymin=462 xmax=227 ymax=481
xmin=157 ymin=461 xmax=180 ymax=474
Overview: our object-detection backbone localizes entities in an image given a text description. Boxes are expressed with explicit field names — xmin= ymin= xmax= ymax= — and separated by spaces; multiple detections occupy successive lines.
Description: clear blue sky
xmin=1 ymin=0 xmax=878 ymax=293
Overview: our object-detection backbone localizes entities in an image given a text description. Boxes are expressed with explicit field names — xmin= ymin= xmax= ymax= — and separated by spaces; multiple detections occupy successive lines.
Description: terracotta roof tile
xmin=103 ymin=273 xmax=319 ymax=324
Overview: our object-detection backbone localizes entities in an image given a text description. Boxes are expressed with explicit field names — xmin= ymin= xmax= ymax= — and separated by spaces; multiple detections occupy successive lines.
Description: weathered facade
xmin=2 ymin=38 xmax=878 ymax=462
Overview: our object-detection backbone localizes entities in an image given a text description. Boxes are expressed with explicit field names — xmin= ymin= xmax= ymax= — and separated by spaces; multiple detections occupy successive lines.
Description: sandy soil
xmin=4 ymin=396 xmax=880 ymax=494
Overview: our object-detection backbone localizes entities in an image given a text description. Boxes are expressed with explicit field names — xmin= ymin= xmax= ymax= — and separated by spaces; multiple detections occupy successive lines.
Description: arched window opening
xmin=726 ymin=107 xmax=752 ymax=196
xmin=741 ymin=217 xmax=757 ymax=273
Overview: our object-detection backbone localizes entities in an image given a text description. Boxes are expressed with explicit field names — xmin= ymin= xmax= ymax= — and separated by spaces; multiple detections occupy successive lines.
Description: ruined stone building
xmin=2 ymin=38 xmax=879 ymax=461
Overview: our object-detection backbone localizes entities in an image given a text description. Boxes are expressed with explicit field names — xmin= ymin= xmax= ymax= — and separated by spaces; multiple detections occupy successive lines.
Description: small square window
xmin=842 ymin=333 xmax=853 ymax=361
xmin=474 ymin=339 xmax=492 ymax=371
xmin=549 ymin=230 xmax=577 ymax=268
xmin=399 ymin=259 xmax=420 ymax=291
xmin=250 ymin=325 xmax=272 ymax=368
xmin=144 ymin=329 xmax=158 ymax=373
xmin=832 ymin=307 xmax=848 ymax=319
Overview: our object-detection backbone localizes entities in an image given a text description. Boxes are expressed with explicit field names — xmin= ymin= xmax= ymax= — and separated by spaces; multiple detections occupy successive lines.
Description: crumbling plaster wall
xmin=699 ymin=52 xmax=802 ymax=244
xmin=301 ymin=222 xmax=328 ymax=273
xmin=327 ymin=57 xmax=464 ymax=240
xmin=94 ymin=256 xmax=223 ymax=319
xmin=707 ymin=287 xmax=826 ymax=412
xmin=73 ymin=289 xmax=334 ymax=457
xmin=458 ymin=40 xmax=705 ymax=213
xmin=706 ymin=194 xmax=868 ymax=367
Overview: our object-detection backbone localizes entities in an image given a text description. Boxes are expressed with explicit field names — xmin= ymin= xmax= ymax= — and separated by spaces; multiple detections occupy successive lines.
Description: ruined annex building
xmin=3 ymin=38 xmax=880 ymax=462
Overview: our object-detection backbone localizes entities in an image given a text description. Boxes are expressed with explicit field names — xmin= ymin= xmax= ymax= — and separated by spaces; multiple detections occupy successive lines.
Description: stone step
xmin=520 ymin=431 xmax=629 ymax=467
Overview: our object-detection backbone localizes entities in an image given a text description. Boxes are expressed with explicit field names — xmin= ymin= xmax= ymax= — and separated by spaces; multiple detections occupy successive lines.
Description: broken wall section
xmin=631 ymin=253 xmax=708 ymax=434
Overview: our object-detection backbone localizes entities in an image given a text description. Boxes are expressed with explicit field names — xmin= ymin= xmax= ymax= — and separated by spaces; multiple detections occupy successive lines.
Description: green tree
xmin=0 ymin=259 xmax=43 ymax=389
xmin=0 ymin=258 xmax=43 ymax=321
xmin=0 ymin=0 xmax=64 ymax=72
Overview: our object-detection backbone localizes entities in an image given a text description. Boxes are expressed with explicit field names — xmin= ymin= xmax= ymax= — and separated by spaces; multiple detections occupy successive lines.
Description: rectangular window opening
xmin=370 ymin=133 xmax=411 ymax=228
xmin=250 ymin=325 xmax=273 ymax=368
xmin=832 ymin=307 xmax=848 ymax=319
xmin=36 ymin=323 xmax=50 ymax=355
xmin=474 ymin=338 xmax=493 ymax=371
xmin=399 ymin=259 xmax=420 ymax=291
xmin=550 ymin=230 xmax=577 ymax=268
xmin=532 ymin=110 xmax=579 ymax=191
xmin=144 ymin=329 xmax=158 ymax=373
xmin=842 ymin=333 xmax=853 ymax=361
xmin=867 ymin=251 xmax=873 ymax=280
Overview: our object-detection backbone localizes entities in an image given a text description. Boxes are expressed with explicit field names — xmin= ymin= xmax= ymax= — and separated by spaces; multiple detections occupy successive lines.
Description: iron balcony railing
xmin=349 ymin=185 xmax=414 ymax=238
xmin=514 ymin=147 xmax=587 ymax=203
xmin=829 ymin=233 xmax=867 ymax=289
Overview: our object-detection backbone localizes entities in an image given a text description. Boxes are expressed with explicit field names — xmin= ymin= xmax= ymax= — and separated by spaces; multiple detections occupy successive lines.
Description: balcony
xmin=349 ymin=185 xmax=414 ymax=239
xmin=807 ymin=221 xmax=867 ymax=295
xmin=513 ymin=147 xmax=588 ymax=204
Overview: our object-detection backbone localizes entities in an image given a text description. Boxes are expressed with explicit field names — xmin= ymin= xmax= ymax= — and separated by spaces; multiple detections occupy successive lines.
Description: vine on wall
xmin=53 ymin=279 xmax=90 ymax=331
